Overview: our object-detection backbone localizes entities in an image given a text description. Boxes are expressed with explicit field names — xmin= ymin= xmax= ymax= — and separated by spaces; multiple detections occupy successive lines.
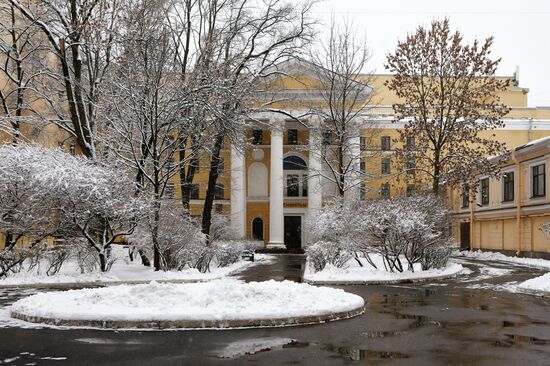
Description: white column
xmin=308 ymin=122 xmax=323 ymax=215
xmin=344 ymin=134 xmax=361 ymax=202
xmin=230 ymin=142 xmax=246 ymax=238
xmin=268 ymin=122 xmax=285 ymax=248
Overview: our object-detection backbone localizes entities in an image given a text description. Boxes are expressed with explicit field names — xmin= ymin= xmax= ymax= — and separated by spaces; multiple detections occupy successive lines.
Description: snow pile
xmin=10 ymin=279 xmax=365 ymax=324
xmin=518 ymin=273 xmax=550 ymax=294
xmin=304 ymin=254 xmax=463 ymax=283
xmin=0 ymin=246 xmax=272 ymax=286
xmin=459 ymin=250 xmax=550 ymax=270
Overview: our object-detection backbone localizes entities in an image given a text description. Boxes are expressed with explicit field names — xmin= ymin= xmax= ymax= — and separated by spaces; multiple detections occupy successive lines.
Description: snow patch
xmin=304 ymin=254 xmax=463 ymax=283
xmin=518 ymin=273 xmax=550 ymax=294
xmin=217 ymin=337 xmax=296 ymax=358
xmin=10 ymin=279 xmax=364 ymax=326
xmin=0 ymin=246 xmax=273 ymax=287
xmin=459 ymin=250 xmax=550 ymax=270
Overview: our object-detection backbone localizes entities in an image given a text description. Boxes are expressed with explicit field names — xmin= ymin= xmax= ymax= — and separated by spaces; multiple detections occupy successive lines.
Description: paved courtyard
xmin=0 ymin=254 xmax=548 ymax=365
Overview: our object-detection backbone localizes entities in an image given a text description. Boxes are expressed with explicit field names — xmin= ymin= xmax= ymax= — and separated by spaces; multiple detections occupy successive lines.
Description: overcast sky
xmin=312 ymin=0 xmax=550 ymax=106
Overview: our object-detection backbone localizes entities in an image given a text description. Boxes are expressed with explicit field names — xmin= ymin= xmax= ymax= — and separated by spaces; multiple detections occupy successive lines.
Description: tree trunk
xmin=201 ymin=133 xmax=224 ymax=241
xmin=99 ymin=252 xmax=107 ymax=272
xmin=432 ymin=148 xmax=441 ymax=195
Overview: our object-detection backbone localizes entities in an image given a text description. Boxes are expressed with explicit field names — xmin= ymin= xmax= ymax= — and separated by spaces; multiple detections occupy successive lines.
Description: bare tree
xmin=0 ymin=3 xmax=50 ymax=141
xmin=385 ymin=18 xmax=511 ymax=194
xmin=307 ymin=19 xmax=377 ymax=200
xmin=195 ymin=0 xmax=316 ymax=244
xmin=104 ymin=0 xmax=200 ymax=271
xmin=8 ymin=0 xmax=121 ymax=159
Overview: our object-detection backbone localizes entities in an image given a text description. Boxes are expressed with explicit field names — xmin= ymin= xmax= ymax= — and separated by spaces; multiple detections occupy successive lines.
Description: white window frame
xmin=501 ymin=167 xmax=515 ymax=204
xmin=528 ymin=160 xmax=547 ymax=200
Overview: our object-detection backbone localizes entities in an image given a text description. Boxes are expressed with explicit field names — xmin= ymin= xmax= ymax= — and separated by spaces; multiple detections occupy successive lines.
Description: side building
xmin=451 ymin=137 xmax=550 ymax=258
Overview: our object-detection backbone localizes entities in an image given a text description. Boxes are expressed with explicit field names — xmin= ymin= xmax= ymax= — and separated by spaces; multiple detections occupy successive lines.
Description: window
xmin=503 ymin=171 xmax=514 ymax=202
xmin=165 ymin=183 xmax=175 ymax=199
xmin=286 ymin=174 xmax=300 ymax=197
xmin=360 ymin=183 xmax=366 ymax=199
xmin=360 ymin=158 xmax=366 ymax=174
xmin=252 ymin=218 xmax=264 ymax=240
xmin=406 ymin=137 xmax=415 ymax=149
xmin=360 ymin=136 xmax=366 ymax=151
xmin=69 ymin=143 xmax=76 ymax=155
xmin=381 ymin=158 xmax=391 ymax=175
xmin=406 ymin=184 xmax=415 ymax=197
xmin=461 ymin=184 xmax=470 ymax=209
xmin=215 ymin=184 xmax=224 ymax=200
xmin=190 ymin=184 xmax=200 ymax=200
xmin=406 ymin=158 xmax=416 ymax=173
xmin=215 ymin=204 xmax=223 ymax=213
xmin=322 ymin=130 xmax=332 ymax=145
xmin=287 ymin=129 xmax=298 ymax=145
xmin=381 ymin=183 xmax=390 ymax=198
xmin=480 ymin=178 xmax=489 ymax=206
xmin=532 ymin=164 xmax=546 ymax=198
xmin=381 ymin=136 xmax=391 ymax=151
xmin=302 ymin=174 xmax=308 ymax=197
xmin=252 ymin=129 xmax=263 ymax=145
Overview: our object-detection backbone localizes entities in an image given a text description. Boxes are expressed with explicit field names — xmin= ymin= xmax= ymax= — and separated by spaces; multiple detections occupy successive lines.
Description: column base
xmin=266 ymin=241 xmax=286 ymax=249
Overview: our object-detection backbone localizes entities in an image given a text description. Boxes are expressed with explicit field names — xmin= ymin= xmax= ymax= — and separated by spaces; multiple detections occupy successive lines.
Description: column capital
xmin=269 ymin=118 xmax=285 ymax=134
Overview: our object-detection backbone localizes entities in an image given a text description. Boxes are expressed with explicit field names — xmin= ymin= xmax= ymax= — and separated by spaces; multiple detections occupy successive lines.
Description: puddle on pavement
xmin=215 ymin=338 xmax=410 ymax=361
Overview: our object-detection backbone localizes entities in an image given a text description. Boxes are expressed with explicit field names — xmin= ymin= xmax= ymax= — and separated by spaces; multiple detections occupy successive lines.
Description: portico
xmin=230 ymin=115 xmax=324 ymax=249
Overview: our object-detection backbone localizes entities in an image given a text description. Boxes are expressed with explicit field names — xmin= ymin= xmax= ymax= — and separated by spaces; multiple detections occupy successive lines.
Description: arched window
xmin=283 ymin=155 xmax=307 ymax=170
xmin=252 ymin=218 xmax=264 ymax=240
xmin=283 ymin=155 xmax=308 ymax=197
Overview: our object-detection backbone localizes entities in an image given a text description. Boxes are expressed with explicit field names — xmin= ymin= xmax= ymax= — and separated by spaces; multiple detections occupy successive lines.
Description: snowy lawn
xmin=517 ymin=273 xmax=550 ymax=295
xmin=10 ymin=279 xmax=365 ymax=329
xmin=0 ymin=246 xmax=272 ymax=287
xmin=304 ymin=254 xmax=463 ymax=284
xmin=458 ymin=250 xmax=550 ymax=270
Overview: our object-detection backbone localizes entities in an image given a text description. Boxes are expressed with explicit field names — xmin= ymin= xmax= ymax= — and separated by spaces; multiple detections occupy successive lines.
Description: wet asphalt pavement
xmin=0 ymin=254 xmax=549 ymax=366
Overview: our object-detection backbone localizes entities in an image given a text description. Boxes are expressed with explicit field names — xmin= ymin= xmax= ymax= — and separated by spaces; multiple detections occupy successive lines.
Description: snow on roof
xmin=515 ymin=135 xmax=550 ymax=152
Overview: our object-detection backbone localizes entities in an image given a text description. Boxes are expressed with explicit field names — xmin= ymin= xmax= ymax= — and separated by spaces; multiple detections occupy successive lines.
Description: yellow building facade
xmin=3 ymin=59 xmax=550 ymax=253
xmin=451 ymin=137 xmax=550 ymax=257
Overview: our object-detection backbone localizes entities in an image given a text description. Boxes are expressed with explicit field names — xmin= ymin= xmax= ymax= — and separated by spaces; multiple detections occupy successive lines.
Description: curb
xmin=10 ymin=305 xmax=365 ymax=330
xmin=303 ymin=268 xmax=464 ymax=286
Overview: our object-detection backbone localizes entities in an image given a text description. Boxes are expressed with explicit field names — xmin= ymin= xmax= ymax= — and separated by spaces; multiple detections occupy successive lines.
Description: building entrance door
xmin=284 ymin=216 xmax=302 ymax=251
xmin=460 ymin=222 xmax=470 ymax=250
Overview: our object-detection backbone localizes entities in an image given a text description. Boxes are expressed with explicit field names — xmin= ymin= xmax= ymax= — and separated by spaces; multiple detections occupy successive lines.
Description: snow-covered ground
xmin=517 ymin=273 xmax=550 ymax=294
xmin=303 ymin=254 xmax=463 ymax=284
xmin=0 ymin=246 xmax=273 ymax=287
xmin=458 ymin=250 xmax=550 ymax=270
xmin=10 ymin=279 xmax=365 ymax=328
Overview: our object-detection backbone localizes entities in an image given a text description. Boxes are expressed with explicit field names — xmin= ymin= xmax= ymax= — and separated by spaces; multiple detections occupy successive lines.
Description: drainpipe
xmin=515 ymin=151 xmax=522 ymax=256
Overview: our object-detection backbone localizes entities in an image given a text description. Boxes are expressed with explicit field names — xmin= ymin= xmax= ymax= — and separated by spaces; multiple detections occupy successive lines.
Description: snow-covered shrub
xmin=306 ymin=198 xmax=373 ymax=270
xmin=305 ymin=241 xmax=353 ymax=272
xmin=130 ymin=205 xmax=205 ymax=271
xmin=213 ymin=241 xmax=244 ymax=267
xmin=363 ymin=194 xmax=454 ymax=272
xmin=421 ymin=239 xmax=453 ymax=270
xmin=306 ymin=194 xmax=455 ymax=273
xmin=305 ymin=243 xmax=327 ymax=272
xmin=0 ymin=143 xmax=149 ymax=273
xmin=0 ymin=144 xmax=68 ymax=252
xmin=209 ymin=215 xmax=240 ymax=241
